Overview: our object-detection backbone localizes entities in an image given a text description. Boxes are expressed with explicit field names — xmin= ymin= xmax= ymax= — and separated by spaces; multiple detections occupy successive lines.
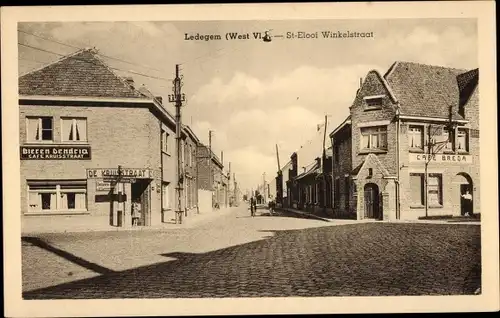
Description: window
xmin=443 ymin=127 xmax=455 ymax=152
xmin=27 ymin=181 xmax=87 ymax=213
xmin=428 ymin=174 xmax=443 ymax=206
xmin=61 ymin=118 xmax=87 ymax=142
xmin=27 ymin=117 xmax=53 ymax=141
xmin=457 ymin=129 xmax=469 ymax=152
xmin=408 ymin=125 xmax=423 ymax=149
xmin=162 ymin=182 xmax=170 ymax=209
xmin=360 ymin=126 xmax=387 ymax=150
xmin=334 ymin=145 xmax=339 ymax=163
xmin=364 ymin=96 xmax=383 ymax=110
xmin=344 ymin=176 xmax=350 ymax=210
xmin=409 ymin=173 xmax=442 ymax=207
xmin=334 ymin=178 xmax=340 ymax=207
xmin=410 ymin=174 xmax=424 ymax=206
xmin=161 ymin=129 xmax=169 ymax=153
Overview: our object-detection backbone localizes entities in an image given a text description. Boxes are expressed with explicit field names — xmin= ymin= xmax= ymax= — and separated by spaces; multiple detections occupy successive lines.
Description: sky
xmin=18 ymin=19 xmax=478 ymax=192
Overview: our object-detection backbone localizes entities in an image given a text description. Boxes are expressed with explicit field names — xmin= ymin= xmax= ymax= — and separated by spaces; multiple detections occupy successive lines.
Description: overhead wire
xmin=18 ymin=29 xmax=165 ymax=73
xmin=18 ymin=42 xmax=173 ymax=82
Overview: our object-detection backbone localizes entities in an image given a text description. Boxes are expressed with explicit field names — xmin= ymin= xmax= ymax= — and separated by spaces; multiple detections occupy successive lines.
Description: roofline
xmin=19 ymin=94 xmax=177 ymax=127
xmin=371 ymin=69 xmax=398 ymax=103
xmin=197 ymin=144 xmax=224 ymax=168
xmin=329 ymin=116 xmax=352 ymax=138
xmin=398 ymin=115 xmax=469 ymax=124
xmin=19 ymin=48 xmax=90 ymax=78
xmin=182 ymin=125 xmax=200 ymax=144
xmin=19 ymin=94 xmax=149 ymax=103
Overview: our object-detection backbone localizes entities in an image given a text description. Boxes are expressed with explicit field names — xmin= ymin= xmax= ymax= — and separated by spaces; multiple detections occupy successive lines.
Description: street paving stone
xmin=22 ymin=207 xmax=481 ymax=299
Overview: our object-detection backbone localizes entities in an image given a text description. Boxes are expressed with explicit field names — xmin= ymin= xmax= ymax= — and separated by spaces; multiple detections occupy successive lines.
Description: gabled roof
xmin=295 ymin=160 xmax=320 ymax=181
xmin=19 ymin=48 xmax=147 ymax=99
xmin=351 ymin=153 xmax=390 ymax=178
xmin=384 ymin=61 xmax=473 ymax=120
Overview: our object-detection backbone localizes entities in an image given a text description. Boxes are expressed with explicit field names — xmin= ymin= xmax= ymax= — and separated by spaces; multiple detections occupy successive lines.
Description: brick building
xmin=181 ymin=125 xmax=200 ymax=215
xmin=196 ymin=144 xmax=225 ymax=212
xmin=330 ymin=61 xmax=479 ymax=220
xmin=19 ymin=48 xmax=184 ymax=231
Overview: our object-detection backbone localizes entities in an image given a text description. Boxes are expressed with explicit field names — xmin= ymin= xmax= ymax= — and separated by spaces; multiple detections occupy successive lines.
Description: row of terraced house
xmin=19 ymin=48 xmax=239 ymax=232
xmin=275 ymin=61 xmax=480 ymax=221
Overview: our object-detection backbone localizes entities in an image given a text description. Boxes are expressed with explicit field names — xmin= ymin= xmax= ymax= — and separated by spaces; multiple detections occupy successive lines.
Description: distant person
xmin=250 ymin=196 xmax=256 ymax=217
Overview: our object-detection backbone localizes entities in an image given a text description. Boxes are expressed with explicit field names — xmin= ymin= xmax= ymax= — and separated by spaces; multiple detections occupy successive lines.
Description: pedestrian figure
xmin=132 ymin=198 xmax=141 ymax=226
xmin=250 ymin=196 xmax=256 ymax=217
xmin=461 ymin=190 xmax=473 ymax=216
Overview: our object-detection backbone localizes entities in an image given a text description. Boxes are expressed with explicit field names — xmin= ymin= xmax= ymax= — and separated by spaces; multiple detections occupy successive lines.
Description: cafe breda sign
xmin=409 ymin=153 xmax=472 ymax=164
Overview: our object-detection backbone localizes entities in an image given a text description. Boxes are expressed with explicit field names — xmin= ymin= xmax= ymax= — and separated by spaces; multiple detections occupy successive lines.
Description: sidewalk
xmin=22 ymin=207 xmax=239 ymax=234
xmin=276 ymin=208 xmax=481 ymax=225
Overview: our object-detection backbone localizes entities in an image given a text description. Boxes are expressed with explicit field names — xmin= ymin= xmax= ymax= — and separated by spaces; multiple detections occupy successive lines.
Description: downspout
xmin=395 ymin=103 xmax=401 ymax=220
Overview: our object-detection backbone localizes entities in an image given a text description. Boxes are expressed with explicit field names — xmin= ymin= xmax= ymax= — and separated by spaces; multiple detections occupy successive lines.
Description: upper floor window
xmin=161 ymin=129 xmax=169 ymax=153
xmin=408 ymin=125 xmax=423 ymax=150
xmin=457 ymin=128 xmax=469 ymax=152
xmin=442 ymin=127 xmax=455 ymax=152
xmin=363 ymin=95 xmax=384 ymax=110
xmin=360 ymin=126 xmax=387 ymax=151
xmin=61 ymin=118 xmax=87 ymax=142
xmin=27 ymin=117 xmax=53 ymax=142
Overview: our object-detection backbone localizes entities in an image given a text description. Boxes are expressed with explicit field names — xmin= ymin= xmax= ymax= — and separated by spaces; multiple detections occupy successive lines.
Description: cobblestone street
xmin=22 ymin=206 xmax=481 ymax=299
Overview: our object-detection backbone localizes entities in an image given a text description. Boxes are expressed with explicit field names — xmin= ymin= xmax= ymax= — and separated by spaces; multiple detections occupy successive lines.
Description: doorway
xmin=457 ymin=173 xmax=474 ymax=215
xmin=364 ymin=183 xmax=380 ymax=219
xmin=131 ymin=180 xmax=151 ymax=226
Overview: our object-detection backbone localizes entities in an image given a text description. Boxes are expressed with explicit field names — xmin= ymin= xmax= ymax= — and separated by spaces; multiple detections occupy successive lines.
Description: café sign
xmin=409 ymin=153 xmax=472 ymax=164
xmin=87 ymin=168 xmax=152 ymax=179
xmin=21 ymin=146 xmax=91 ymax=160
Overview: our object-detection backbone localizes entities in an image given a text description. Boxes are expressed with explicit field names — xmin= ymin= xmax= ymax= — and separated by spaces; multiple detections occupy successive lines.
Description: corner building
xmin=19 ymin=48 xmax=181 ymax=231
xmin=330 ymin=62 xmax=479 ymax=220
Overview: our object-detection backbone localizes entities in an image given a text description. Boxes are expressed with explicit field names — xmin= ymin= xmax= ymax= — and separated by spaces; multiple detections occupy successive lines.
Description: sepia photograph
xmin=2 ymin=2 xmax=498 ymax=317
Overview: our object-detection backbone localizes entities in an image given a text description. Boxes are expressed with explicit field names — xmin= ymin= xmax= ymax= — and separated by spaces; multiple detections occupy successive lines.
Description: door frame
xmin=364 ymin=183 xmax=380 ymax=220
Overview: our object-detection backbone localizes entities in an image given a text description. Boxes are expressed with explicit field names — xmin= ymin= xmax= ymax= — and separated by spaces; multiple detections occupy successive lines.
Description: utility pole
xmin=168 ymin=64 xmax=186 ymax=224
xmin=322 ymin=114 xmax=328 ymax=213
xmin=208 ymin=130 xmax=213 ymax=209
xmin=424 ymin=106 xmax=455 ymax=218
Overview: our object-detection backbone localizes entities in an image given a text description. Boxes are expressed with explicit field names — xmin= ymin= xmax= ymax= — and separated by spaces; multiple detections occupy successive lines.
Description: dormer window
xmin=363 ymin=95 xmax=384 ymax=110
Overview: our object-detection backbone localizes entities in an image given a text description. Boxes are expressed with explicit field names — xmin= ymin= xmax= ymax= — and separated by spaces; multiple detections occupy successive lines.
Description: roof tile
xmin=19 ymin=48 xmax=147 ymax=99
xmin=384 ymin=61 xmax=476 ymax=120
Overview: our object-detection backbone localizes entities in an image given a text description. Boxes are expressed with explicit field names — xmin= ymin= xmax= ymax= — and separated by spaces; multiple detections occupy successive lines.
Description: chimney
xmin=124 ymin=77 xmax=134 ymax=88
xmin=221 ymin=151 xmax=224 ymax=166
xmin=316 ymin=157 xmax=321 ymax=167
xmin=155 ymin=96 xmax=163 ymax=104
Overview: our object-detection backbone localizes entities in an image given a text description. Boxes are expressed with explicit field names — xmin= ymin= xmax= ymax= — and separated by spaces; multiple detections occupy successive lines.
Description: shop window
xmin=360 ymin=126 xmax=387 ymax=151
xmin=61 ymin=118 xmax=87 ymax=142
xmin=457 ymin=129 xmax=469 ymax=152
xmin=410 ymin=174 xmax=424 ymax=206
xmin=408 ymin=125 xmax=423 ymax=150
xmin=428 ymin=174 xmax=443 ymax=206
xmin=27 ymin=181 xmax=86 ymax=213
xmin=409 ymin=173 xmax=442 ymax=207
xmin=27 ymin=117 xmax=53 ymax=142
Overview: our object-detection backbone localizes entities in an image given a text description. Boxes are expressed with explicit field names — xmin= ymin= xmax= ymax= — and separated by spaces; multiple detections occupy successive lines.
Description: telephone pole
xmin=209 ymin=130 xmax=213 ymax=208
xmin=168 ymin=64 xmax=186 ymax=224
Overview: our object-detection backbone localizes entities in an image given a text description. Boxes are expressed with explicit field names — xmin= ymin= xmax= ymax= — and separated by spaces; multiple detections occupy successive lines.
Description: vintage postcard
xmin=1 ymin=1 xmax=498 ymax=317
